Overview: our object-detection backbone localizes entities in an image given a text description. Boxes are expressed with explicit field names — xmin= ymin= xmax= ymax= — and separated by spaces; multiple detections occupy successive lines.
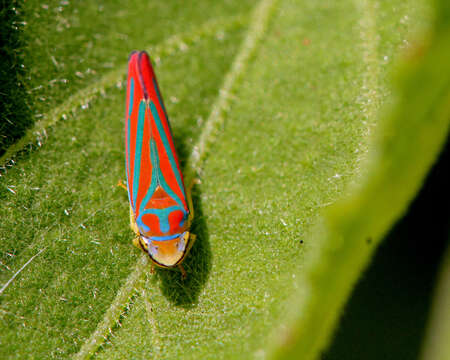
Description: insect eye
xmin=176 ymin=239 xmax=186 ymax=252
xmin=148 ymin=243 xmax=159 ymax=257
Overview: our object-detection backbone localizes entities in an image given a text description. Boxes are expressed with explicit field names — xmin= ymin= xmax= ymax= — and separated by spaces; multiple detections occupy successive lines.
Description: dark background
xmin=323 ymin=138 xmax=449 ymax=360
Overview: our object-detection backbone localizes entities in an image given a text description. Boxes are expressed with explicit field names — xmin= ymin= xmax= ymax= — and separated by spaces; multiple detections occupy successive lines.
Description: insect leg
xmin=178 ymin=263 xmax=187 ymax=280
xmin=132 ymin=236 xmax=141 ymax=249
xmin=117 ymin=179 xmax=128 ymax=191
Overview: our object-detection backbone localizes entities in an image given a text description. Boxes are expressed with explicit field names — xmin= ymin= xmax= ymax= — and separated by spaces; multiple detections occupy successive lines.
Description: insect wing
xmin=125 ymin=51 xmax=188 ymax=237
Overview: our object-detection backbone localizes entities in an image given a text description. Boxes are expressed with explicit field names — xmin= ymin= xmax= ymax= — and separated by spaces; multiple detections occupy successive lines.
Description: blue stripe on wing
xmin=132 ymin=100 xmax=146 ymax=209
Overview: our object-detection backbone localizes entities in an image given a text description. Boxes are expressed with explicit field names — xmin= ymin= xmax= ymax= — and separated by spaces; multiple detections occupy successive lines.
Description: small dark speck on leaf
xmin=300 ymin=240 xmax=304 ymax=244
xmin=366 ymin=237 xmax=372 ymax=244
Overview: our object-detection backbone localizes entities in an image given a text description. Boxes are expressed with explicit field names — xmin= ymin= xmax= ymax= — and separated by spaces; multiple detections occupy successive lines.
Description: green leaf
xmin=0 ymin=1 xmax=253 ymax=358
xmin=1 ymin=0 xmax=446 ymax=359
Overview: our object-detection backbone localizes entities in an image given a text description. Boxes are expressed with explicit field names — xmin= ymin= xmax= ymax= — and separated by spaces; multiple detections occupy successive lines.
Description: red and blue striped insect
xmin=124 ymin=51 xmax=195 ymax=277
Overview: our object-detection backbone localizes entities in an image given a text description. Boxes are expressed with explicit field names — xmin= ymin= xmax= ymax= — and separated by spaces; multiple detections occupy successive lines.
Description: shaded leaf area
xmin=323 ymin=140 xmax=449 ymax=360
xmin=0 ymin=28 xmax=245 ymax=359
xmin=0 ymin=0 xmax=32 ymax=154
xmin=0 ymin=0 xmax=254 ymax=156
xmin=91 ymin=1 xmax=426 ymax=359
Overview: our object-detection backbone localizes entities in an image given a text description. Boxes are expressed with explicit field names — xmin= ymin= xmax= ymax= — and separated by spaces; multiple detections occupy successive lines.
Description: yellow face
xmin=140 ymin=232 xmax=193 ymax=268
